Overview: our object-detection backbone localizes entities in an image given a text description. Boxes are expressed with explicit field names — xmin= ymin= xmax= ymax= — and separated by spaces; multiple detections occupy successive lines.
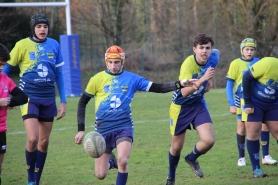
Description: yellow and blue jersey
xmin=8 ymin=37 xmax=64 ymax=99
xmin=248 ymin=57 xmax=278 ymax=104
xmin=84 ymin=70 xmax=152 ymax=135
xmin=172 ymin=49 xmax=219 ymax=105
xmin=226 ymin=57 xmax=259 ymax=109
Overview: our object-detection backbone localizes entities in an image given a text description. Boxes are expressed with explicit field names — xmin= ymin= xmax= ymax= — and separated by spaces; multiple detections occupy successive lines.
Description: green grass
xmin=3 ymin=89 xmax=278 ymax=185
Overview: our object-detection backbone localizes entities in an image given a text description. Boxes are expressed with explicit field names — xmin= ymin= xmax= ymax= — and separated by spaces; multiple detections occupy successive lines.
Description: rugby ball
xmin=84 ymin=131 xmax=106 ymax=158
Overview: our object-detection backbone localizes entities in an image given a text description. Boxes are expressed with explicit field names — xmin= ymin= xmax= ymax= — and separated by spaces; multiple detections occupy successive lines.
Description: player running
xmin=165 ymin=33 xmax=219 ymax=185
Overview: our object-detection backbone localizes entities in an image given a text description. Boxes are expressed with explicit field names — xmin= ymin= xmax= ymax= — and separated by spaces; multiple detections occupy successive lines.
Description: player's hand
xmin=180 ymin=79 xmax=198 ymax=87
xmin=0 ymin=97 xmax=10 ymax=107
xmin=57 ymin=103 xmax=66 ymax=120
xmin=203 ymin=67 xmax=215 ymax=80
xmin=244 ymin=107 xmax=254 ymax=114
xmin=75 ymin=131 xmax=84 ymax=145
xmin=230 ymin=106 xmax=237 ymax=114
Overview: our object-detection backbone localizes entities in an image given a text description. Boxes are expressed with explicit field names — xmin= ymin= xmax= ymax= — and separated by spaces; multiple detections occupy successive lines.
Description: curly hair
xmin=0 ymin=43 xmax=10 ymax=62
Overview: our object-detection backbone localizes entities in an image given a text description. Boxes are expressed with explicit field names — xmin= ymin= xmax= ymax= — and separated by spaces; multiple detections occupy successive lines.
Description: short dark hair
xmin=0 ymin=43 xmax=10 ymax=62
xmin=193 ymin=34 xmax=214 ymax=47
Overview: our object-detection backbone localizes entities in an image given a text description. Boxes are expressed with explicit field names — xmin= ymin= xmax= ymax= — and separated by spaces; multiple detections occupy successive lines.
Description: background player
xmin=226 ymin=38 xmax=277 ymax=167
xmin=3 ymin=14 xmax=67 ymax=185
xmin=74 ymin=45 xmax=198 ymax=185
xmin=243 ymin=56 xmax=278 ymax=177
xmin=165 ymin=33 xmax=219 ymax=185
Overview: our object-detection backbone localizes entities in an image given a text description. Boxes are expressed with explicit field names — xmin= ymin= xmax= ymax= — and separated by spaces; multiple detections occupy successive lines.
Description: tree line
xmin=1 ymin=0 xmax=278 ymax=87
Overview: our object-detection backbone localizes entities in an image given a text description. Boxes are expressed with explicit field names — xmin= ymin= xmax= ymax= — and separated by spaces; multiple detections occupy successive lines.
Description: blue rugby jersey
xmin=248 ymin=57 xmax=278 ymax=104
xmin=7 ymin=37 xmax=64 ymax=99
xmin=84 ymin=70 xmax=152 ymax=135
xmin=172 ymin=49 xmax=219 ymax=105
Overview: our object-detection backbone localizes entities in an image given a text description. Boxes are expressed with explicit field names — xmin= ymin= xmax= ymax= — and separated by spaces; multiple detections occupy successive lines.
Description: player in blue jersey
xmin=74 ymin=45 xmax=197 ymax=185
xmin=165 ymin=34 xmax=219 ymax=185
xmin=2 ymin=14 xmax=66 ymax=185
xmin=243 ymin=56 xmax=278 ymax=178
xmin=226 ymin=38 xmax=277 ymax=167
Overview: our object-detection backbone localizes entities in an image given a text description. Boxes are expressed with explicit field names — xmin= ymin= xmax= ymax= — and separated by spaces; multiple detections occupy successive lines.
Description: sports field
xmin=3 ymin=89 xmax=278 ymax=185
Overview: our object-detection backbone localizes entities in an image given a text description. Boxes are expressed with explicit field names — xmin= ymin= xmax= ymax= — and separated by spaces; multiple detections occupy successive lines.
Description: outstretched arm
xmin=149 ymin=79 xmax=197 ymax=93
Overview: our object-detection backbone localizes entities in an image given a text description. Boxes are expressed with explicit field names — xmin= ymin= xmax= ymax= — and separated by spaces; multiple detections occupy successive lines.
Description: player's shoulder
xmin=15 ymin=37 xmax=30 ymax=46
xmin=45 ymin=37 xmax=60 ymax=46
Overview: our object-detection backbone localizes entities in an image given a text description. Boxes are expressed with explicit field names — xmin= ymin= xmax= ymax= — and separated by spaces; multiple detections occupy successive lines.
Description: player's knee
xmin=27 ymin=137 xmax=38 ymax=147
xmin=117 ymin=157 xmax=128 ymax=170
xmin=95 ymin=172 xmax=107 ymax=180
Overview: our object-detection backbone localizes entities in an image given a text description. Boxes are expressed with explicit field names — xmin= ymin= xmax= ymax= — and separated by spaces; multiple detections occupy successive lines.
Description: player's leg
xmin=166 ymin=103 xmax=189 ymax=184
xmin=33 ymin=99 xmax=56 ymax=185
xmin=94 ymin=152 xmax=113 ymax=179
xmin=236 ymin=119 xmax=246 ymax=166
xmin=185 ymin=104 xmax=214 ymax=178
xmin=167 ymin=133 xmax=186 ymax=184
xmin=261 ymin=123 xmax=277 ymax=165
xmin=34 ymin=120 xmax=53 ymax=184
xmin=115 ymin=139 xmax=132 ymax=185
xmin=0 ymin=132 xmax=7 ymax=184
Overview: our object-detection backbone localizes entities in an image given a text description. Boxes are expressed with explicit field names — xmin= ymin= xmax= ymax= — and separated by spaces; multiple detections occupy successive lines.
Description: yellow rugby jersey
xmin=84 ymin=70 xmax=152 ymax=135
xmin=248 ymin=57 xmax=278 ymax=103
xmin=172 ymin=49 xmax=219 ymax=105
xmin=7 ymin=37 xmax=64 ymax=99
xmin=226 ymin=57 xmax=259 ymax=95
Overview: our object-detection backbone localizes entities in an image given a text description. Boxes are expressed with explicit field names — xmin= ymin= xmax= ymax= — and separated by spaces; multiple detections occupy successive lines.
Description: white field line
xmin=7 ymin=112 xmax=230 ymax=135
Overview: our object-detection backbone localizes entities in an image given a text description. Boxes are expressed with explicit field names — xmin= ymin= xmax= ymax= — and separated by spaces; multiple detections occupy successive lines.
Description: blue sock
xmin=26 ymin=150 xmax=37 ymax=183
xmin=260 ymin=131 xmax=269 ymax=157
xmin=187 ymin=145 xmax=203 ymax=162
xmin=34 ymin=150 xmax=47 ymax=185
xmin=236 ymin=134 xmax=245 ymax=158
xmin=167 ymin=152 xmax=180 ymax=180
xmin=246 ymin=139 xmax=260 ymax=170
xmin=109 ymin=159 xmax=116 ymax=169
xmin=116 ymin=172 xmax=128 ymax=185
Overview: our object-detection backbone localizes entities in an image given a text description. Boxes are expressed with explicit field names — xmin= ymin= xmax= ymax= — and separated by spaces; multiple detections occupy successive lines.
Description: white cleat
xmin=262 ymin=155 xmax=278 ymax=165
xmin=238 ymin=157 xmax=246 ymax=166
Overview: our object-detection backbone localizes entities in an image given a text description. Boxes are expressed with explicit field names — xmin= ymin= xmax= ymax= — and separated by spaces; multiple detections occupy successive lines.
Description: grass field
xmin=2 ymin=89 xmax=278 ymax=185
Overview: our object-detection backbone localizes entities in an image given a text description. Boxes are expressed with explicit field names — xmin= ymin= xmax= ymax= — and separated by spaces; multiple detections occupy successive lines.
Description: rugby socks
xmin=116 ymin=172 xmax=128 ymax=185
xmin=34 ymin=150 xmax=47 ymax=185
xmin=109 ymin=159 xmax=116 ymax=169
xmin=168 ymin=152 xmax=180 ymax=180
xmin=26 ymin=150 xmax=36 ymax=183
xmin=260 ymin=131 xmax=269 ymax=157
xmin=236 ymin=134 xmax=245 ymax=158
xmin=187 ymin=145 xmax=203 ymax=162
xmin=246 ymin=139 xmax=260 ymax=170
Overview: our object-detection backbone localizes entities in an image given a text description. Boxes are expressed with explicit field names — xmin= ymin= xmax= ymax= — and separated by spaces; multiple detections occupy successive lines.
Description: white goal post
xmin=0 ymin=0 xmax=72 ymax=35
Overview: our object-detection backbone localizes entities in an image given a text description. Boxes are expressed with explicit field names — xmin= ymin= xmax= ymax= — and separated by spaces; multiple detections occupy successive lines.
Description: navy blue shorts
xmin=0 ymin=132 xmax=6 ymax=154
xmin=246 ymin=101 xmax=278 ymax=122
xmin=20 ymin=98 xmax=57 ymax=122
xmin=170 ymin=102 xmax=212 ymax=135
xmin=103 ymin=128 xmax=133 ymax=151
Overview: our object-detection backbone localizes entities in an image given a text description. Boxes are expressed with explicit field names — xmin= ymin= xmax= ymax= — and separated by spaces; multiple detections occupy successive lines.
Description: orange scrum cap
xmin=105 ymin=45 xmax=125 ymax=62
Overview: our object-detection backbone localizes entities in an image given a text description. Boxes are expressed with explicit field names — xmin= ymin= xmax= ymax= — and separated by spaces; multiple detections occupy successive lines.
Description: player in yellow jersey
xmin=243 ymin=56 xmax=278 ymax=177
xmin=166 ymin=34 xmax=219 ymax=185
xmin=226 ymin=38 xmax=277 ymax=167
